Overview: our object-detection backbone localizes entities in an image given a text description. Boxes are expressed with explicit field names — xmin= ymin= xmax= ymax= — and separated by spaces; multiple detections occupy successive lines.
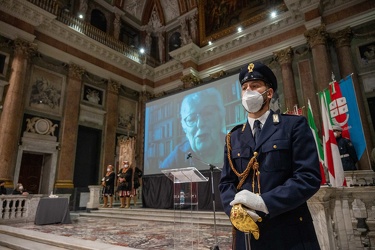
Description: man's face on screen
xmin=181 ymin=99 xmax=222 ymax=153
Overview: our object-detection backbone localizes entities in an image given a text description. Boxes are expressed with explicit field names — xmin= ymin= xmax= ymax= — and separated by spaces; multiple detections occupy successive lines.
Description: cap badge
xmin=248 ymin=63 xmax=254 ymax=73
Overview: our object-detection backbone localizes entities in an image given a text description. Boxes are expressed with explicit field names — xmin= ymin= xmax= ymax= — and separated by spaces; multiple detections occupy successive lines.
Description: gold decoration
xmin=226 ymin=131 xmax=262 ymax=239
xmin=248 ymin=63 xmax=254 ymax=73
xmin=230 ymin=204 xmax=262 ymax=240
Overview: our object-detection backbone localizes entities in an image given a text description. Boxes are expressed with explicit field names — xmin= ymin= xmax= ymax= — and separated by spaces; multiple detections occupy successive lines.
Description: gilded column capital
xmin=140 ymin=90 xmax=152 ymax=102
xmin=108 ymin=79 xmax=121 ymax=94
xmin=331 ymin=27 xmax=353 ymax=48
xmin=181 ymin=73 xmax=201 ymax=89
xmin=68 ymin=64 xmax=85 ymax=80
xmin=304 ymin=24 xmax=328 ymax=48
xmin=274 ymin=47 xmax=294 ymax=65
xmin=13 ymin=39 xmax=37 ymax=59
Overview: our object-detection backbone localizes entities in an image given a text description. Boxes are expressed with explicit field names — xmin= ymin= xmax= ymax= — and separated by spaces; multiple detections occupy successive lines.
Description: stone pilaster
xmin=274 ymin=47 xmax=298 ymax=112
xmin=0 ymin=39 xmax=37 ymax=185
xmin=331 ymin=27 xmax=373 ymax=170
xmin=102 ymin=79 xmax=120 ymax=169
xmin=304 ymin=24 xmax=332 ymax=91
xmin=55 ymin=64 xmax=85 ymax=189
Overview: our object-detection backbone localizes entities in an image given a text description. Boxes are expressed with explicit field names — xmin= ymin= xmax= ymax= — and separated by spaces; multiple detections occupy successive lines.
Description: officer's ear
xmin=267 ymin=87 xmax=274 ymax=99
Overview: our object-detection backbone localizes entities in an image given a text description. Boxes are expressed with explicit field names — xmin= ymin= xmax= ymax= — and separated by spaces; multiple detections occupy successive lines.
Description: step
xmin=79 ymin=207 xmax=232 ymax=226
xmin=0 ymin=226 xmax=136 ymax=250
xmin=0 ymin=233 xmax=67 ymax=250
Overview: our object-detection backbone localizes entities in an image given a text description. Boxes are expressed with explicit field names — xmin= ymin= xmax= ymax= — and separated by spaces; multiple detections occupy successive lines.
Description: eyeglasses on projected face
xmin=183 ymin=105 xmax=219 ymax=127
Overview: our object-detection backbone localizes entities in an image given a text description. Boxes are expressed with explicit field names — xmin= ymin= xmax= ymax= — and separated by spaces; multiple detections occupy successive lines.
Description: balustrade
xmin=26 ymin=0 xmax=146 ymax=65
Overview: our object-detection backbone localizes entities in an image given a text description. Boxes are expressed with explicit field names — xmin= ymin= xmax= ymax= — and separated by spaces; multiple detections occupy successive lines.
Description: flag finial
xmin=331 ymin=72 xmax=336 ymax=82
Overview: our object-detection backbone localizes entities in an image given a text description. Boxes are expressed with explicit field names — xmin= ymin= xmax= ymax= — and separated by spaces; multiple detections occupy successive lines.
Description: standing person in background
xmin=132 ymin=164 xmax=143 ymax=207
xmin=101 ymin=165 xmax=115 ymax=208
xmin=219 ymin=62 xmax=321 ymax=249
xmin=117 ymin=161 xmax=133 ymax=208
xmin=12 ymin=183 xmax=29 ymax=195
xmin=333 ymin=125 xmax=358 ymax=171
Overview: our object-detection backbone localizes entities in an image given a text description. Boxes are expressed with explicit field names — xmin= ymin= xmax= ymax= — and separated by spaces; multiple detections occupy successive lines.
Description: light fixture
xmin=139 ymin=48 xmax=145 ymax=54
xmin=78 ymin=14 xmax=84 ymax=19
xmin=208 ymin=41 xmax=212 ymax=45
xmin=270 ymin=11 xmax=277 ymax=19
xmin=237 ymin=27 xmax=242 ymax=32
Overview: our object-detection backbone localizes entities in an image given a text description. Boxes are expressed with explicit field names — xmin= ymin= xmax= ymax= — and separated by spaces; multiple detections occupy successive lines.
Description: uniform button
xmin=273 ymin=145 xmax=277 ymax=149
xmin=299 ymin=217 xmax=303 ymax=221
xmin=237 ymin=153 xmax=240 ymax=156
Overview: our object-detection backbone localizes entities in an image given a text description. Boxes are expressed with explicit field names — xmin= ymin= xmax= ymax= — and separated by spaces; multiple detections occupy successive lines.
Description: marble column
xmin=55 ymin=64 xmax=85 ymax=190
xmin=331 ymin=27 xmax=373 ymax=170
xmin=304 ymin=24 xmax=333 ymax=92
xmin=274 ymin=47 xmax=298 ymax=112
xmin=0 ymin=39 xmax=37 ymax=185
xmin=101 ymin=80 xmax=120 ymax=168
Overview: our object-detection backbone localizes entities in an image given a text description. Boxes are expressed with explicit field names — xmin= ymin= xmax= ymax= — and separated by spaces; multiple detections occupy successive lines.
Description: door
xmin=19 ymin=153 xmax=43 ymax=194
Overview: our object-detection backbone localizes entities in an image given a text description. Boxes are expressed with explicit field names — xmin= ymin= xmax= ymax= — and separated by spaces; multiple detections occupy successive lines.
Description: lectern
xmin=162 ymin=167 xmax=208 ymax=249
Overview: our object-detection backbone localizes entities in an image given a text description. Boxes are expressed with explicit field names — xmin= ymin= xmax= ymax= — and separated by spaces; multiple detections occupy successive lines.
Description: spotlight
xmin=139 ymin=48 xmax=145 ymax=54
xmin=270 ymin=11 xmax=277 ymax=19
xmin=78 ymin=14 xmax=84 ymax=19
xmin=237 ymin=27 xmax=242 ymax=32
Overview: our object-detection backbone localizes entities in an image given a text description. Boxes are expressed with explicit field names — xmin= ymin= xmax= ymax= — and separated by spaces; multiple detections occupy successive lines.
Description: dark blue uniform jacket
xmin=219 ymin=111 xmax=321 ymax=250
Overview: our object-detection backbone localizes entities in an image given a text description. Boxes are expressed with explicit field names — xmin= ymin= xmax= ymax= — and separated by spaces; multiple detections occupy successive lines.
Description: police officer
xmin=219 ymin=62 xmax=321 ymax=250
xmin=333 ymin=125 xmax=358 ymax=171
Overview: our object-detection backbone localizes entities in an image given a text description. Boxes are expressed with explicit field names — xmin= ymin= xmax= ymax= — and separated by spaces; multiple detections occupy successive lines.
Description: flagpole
xmin=341 ymin=74 xmax=372 ymax=170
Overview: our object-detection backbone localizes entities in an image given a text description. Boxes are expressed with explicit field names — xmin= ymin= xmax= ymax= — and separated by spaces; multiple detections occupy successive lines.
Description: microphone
xmin=186 ymin=152 xmax=192 ymax=159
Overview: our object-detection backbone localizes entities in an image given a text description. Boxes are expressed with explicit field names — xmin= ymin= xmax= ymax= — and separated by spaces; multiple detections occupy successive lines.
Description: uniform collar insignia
xmin=273 ymin=114 xmax=279 ymax=124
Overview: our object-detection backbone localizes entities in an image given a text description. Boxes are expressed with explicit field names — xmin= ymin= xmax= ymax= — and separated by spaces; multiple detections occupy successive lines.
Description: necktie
xmin=253 ymin=120 xmax=261 ymax=144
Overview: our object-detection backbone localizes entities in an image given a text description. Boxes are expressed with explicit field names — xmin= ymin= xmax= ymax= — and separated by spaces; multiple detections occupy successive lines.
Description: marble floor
xmin=8 ymin=213 xmax=233 ymax=250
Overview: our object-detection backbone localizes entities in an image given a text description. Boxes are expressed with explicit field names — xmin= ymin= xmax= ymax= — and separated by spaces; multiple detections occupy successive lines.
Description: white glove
xmin=230 ymin=189 xmax=269 ymax=214
xmin=247 ymin=209 xmax=261 ymax=222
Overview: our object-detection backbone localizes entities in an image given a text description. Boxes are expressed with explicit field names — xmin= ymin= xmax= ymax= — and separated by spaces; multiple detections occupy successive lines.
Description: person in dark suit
xmin=332 ymin=125 xmax=358 ymax=171
xmin=219 ymin=62 xmax=321 ymax=250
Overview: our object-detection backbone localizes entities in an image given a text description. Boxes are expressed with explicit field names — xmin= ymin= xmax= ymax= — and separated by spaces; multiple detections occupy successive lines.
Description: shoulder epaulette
xmin=228 ymin=123 xmax=246 ymax=134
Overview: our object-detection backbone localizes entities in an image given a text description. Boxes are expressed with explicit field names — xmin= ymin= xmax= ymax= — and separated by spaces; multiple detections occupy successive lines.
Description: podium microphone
xmin=186 ymin=152 xmax=192 ymax=159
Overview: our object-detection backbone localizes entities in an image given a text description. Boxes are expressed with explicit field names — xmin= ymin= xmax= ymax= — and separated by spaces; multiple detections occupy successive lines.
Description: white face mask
xmin=242 ymin=89 xmax=268 ymax=113
xmin=124 ymin=164 xmax=129 ymax=168
xmin=19 ymin=186 xmax=23 ymax=190
xmin=107 ymin=168 xmax=111 ymax=172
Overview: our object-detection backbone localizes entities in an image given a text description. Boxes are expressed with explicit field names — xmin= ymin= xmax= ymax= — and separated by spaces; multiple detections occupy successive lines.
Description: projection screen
xmin=144 ymin=74 xmax=247 ymax=176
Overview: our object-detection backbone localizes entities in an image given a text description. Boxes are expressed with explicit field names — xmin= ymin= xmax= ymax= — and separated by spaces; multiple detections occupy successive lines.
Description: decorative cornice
xmin=169 ymin=43 xmax=201 ymax=64
xmin=0 ymin=0 xmax=55 ymax=26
